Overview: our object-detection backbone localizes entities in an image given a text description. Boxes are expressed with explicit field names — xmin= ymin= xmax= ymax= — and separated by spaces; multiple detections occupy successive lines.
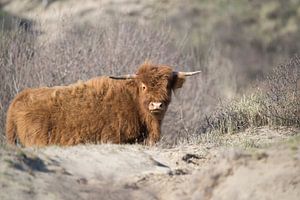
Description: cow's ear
xmin=172 ymin=74 xmax=186 ymax=89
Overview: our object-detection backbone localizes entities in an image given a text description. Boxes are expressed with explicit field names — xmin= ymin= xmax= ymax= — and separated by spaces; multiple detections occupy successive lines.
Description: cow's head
xmin=110 ymin=62 xmax=201 ymax=120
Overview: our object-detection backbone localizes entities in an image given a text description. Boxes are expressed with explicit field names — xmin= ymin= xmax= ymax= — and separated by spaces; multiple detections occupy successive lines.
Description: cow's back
xmin=8 ymin=77 xmax=143 ymax=146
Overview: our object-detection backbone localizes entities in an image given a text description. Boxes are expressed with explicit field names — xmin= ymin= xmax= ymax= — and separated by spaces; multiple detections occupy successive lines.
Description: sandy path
xmin=0 ymin=128 xmax=300 ymax=200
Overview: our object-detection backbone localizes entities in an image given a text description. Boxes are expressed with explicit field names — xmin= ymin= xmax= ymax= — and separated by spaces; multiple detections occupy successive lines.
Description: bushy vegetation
xmin=187 ymin=56 xmax=300 ymax=141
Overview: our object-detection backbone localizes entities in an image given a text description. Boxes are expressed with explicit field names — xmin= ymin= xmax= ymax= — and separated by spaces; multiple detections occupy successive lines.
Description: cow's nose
xmin=149 ymin=102 xmax=164 ymax=111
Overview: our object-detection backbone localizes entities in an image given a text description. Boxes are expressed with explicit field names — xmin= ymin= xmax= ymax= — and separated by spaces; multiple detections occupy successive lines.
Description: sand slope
xmin=0 ymin=128 xmax=299 ymax=200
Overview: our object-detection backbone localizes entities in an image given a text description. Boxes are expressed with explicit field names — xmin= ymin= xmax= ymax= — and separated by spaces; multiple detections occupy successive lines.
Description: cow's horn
xmin=177 ymin=71 xmax=201 ymax=76
xmin=109 ymin=74 xmax=137 ymax=79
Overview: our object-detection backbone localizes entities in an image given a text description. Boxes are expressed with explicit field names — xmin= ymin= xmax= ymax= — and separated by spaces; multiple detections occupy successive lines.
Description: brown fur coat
xmin=6 ymin=63 xmax=186 ymax=146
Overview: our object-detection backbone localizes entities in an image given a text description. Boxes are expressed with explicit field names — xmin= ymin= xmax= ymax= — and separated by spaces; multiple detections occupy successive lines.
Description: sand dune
xmin=1 ymin=128 xmax=299 ymax=200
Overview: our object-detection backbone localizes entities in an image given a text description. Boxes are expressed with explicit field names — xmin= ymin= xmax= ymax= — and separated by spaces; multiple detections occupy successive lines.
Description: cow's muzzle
xmin=149 ymin=102 xmax=165 ymax=113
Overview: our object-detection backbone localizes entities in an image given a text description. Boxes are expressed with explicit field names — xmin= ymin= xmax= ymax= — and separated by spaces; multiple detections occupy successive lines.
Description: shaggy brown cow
xmin=6 ymin=62 xmax=200 ymax=147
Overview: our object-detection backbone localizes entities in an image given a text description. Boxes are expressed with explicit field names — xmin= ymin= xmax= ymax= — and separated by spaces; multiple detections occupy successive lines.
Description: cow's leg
xmin=16 ymin=113 xmax=49 ymax=147
xmin=5 ymin=110 xmax=17 ymax=145
xmin=146 ymin=121 xmax=161 ymax=146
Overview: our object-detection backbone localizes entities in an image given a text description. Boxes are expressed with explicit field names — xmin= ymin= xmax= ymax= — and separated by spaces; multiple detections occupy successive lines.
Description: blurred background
xmin=0 ymin=0 xmax=299 ymax=144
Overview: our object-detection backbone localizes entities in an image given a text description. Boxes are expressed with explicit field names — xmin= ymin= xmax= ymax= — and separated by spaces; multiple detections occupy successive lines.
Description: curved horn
xmin=177 ymin=71 xmax=201 ymax=76
xmin=109 ymin=74 xmax=137 ymax=80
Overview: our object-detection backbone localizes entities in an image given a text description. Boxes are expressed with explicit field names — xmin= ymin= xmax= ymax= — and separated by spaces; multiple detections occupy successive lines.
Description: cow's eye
xmin=141 ymin=83 xmax=147 ymax=91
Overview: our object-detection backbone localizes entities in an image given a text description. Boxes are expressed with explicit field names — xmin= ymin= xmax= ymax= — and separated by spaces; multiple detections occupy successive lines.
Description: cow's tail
xmin=5 ymin=105 xmax=17 ymax=145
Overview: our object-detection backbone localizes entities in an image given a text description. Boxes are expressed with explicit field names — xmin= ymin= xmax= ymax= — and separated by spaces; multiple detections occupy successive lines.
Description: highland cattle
xmin=6 ymin=62 xmax=200 ymax=146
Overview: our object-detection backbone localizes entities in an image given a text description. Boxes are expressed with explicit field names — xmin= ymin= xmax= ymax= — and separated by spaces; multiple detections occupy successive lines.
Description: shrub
xmin=201 ymin=55 xmax=300 ymax=136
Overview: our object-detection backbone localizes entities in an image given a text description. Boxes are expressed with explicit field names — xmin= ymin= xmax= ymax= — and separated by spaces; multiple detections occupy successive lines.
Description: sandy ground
xmin=0 ymin=127 xmax=299 ymax=200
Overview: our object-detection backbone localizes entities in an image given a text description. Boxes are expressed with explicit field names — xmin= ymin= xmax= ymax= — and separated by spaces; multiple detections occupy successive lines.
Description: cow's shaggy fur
xmin=6 ymin=63 xmax=186 ymax=146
